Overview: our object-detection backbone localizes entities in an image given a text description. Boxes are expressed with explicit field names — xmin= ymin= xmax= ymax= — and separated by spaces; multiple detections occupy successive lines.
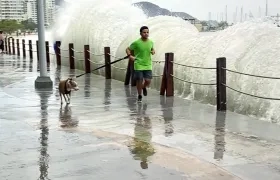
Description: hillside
xmin=55 ymin=1 xmax=197 ymax=20
xmin=132 ymin=1 xmax=196 ymax=20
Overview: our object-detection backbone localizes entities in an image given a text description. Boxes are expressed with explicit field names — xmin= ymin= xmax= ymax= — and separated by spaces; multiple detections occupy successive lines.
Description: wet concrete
xmin=1 ymin=54 xmax=280 ymax=179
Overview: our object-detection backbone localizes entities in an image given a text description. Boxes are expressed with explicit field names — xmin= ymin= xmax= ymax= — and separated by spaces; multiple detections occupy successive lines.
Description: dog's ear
xmin=68 ymin=77 xmax=73 ymax=81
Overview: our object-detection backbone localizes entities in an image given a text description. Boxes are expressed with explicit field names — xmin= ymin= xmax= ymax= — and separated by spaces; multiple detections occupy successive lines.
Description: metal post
xmin=131 ymin=63 xmax=136 ymax=86
xmin=36 ymin=40 xmax=39 ymax=61
xmin=166 ymin=53 xmax=174 ymax=97
xmin=160 ymin=53 xmax=174 ymax=96
xmin=55 ymin=41 xmax=61 ymax=65
xmin=22 ymin=39 xmax=26 ymax=57
xmin=16 ymin=39 xmax=20 ymax=56
xmin=160 ymin=54 xmax=168 ymax=96
xmin=124 ymin=60 xmax=132 ymax=85
xmin=8 ymin=38 xmax=11 ymax=54
xmin=45 ymin=41 xmax=50 ymax=64
xmin=84 ymin=45 xmax=91 ymax=73
xmin=29 ymin=40 xmax=33 ymax=59
xmin=4 ymin=38 xmax=8 ymax=53
xmin=69 ymin=43 xmax=75 ymax=69
xmin=104 ymin=47 xmax=111 ymax=79
xmin=34 ymin=0 xmax=53 ymax=89
xmin=12 ymin=38 xmax=15 ymax=55
xmin=216 ymin=57 xmax=227 ymax=111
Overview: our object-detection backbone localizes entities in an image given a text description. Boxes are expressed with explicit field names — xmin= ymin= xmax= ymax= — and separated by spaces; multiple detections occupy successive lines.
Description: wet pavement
xmin=1 ymin=54 xmax=280 ymax=180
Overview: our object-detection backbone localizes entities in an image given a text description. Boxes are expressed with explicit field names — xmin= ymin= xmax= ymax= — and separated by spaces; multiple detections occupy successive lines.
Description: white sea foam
xmin=52 ymin=0 xmax=280 ymax=123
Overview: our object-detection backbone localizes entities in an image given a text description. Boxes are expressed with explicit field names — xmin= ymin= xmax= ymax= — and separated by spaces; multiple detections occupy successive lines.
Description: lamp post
xmin=35 ymin=0 xmax=53 ymax=89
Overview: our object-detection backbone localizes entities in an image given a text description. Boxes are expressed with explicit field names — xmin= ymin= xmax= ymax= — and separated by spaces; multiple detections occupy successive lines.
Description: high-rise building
xmin=0 ymin=0 xmax=27 ymax=21
xmin=0 ymin=0 xmax=55 ymax=26
xmin=26 ymin=0 xmax=36 ymax=22
xmin=26 ymin=0 xmax=55 ymax=25
xmin=45 ymin=0 xmax=55 ymax=25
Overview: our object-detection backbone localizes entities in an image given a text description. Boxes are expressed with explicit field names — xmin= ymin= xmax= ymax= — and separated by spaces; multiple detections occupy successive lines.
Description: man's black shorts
xmin=134 ymin=70 xmax=152 ymax=80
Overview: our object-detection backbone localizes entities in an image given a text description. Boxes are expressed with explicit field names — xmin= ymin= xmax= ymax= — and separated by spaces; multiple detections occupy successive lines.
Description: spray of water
xmin=53 ymin=0 xmax=280 ymax=123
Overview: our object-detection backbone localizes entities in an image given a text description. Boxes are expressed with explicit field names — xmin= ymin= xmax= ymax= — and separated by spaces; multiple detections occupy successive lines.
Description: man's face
xmin=140 ymin=29 xmax=149 ymax=39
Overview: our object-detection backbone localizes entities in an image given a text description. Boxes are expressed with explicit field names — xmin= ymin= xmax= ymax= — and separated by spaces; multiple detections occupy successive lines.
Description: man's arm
xmin=126 ymin=42 xmax=136 ymax=61
xmin=151 ymin=47 xmax=155 ymax=55
xmin=126 ymin=47 xmax=132 ymax=56
xmin=151 ymin=42 xmax=155 ymax=55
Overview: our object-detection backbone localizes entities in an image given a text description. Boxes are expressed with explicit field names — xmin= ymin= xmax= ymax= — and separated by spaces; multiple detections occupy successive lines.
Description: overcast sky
xmin=131 ymin=0 xmax=280 ymax=22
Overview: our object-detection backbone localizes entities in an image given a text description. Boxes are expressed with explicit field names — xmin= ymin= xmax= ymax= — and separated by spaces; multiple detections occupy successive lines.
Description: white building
xmin=0 ymin=0 xmax=27 ymax=21
xmin=45 ymin=0 xmax=55 ymax=25
xmin=0 ymin=0 xmax=55 ymax=25
xmin=26 ymin=0 xmax=55 ymax=25
xmin=26 ymin=0 xmax=36 ymax=22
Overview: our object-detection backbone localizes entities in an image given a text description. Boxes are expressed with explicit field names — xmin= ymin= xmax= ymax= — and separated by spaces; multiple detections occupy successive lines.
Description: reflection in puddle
xmin=104 ymin=79 xmax=112 ymax=111
xmin=160 ymin=96 xmax=174 ymax=137
xmin=125 ymin=90 xmax=155 ymax=169
xmin=22 ymin=57 xmax=26 ymax=70
xmin=28 ymin=58 xmax=33 ymax=72
xmin=84 ymin=74 xmax=91 ymax=98
xmin=36 ymin=90 xmax=52 ymax=180
xmin=214 ymin=111 xmax=226 ymax=160
xmin=59 ymin=104 xmax=79 ymax=128
xmin=54 ymin=67 xmax=61 ymax=101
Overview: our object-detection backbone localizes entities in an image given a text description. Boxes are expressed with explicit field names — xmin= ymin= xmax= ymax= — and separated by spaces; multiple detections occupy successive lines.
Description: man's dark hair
xmin=140 ymin=26 xmax=149 ymax=33
xmin=0 ymin=31 xmax=3 ymax=34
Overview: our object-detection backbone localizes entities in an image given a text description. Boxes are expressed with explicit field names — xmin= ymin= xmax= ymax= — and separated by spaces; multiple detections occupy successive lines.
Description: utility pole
xmin=225 ymin=5 xmax=228 ymax=23
xmin=266 ymin=0 xmax=268 ymax=16
xmin=241 ymin=6 xmax=243 ymax=22
xmin=35 ymin=0 xmax=53 ymax=89
xmin=208 ymin=12 xmax=212 ymax=21
xmin=235 ymin=6 xmax=238 ymax=23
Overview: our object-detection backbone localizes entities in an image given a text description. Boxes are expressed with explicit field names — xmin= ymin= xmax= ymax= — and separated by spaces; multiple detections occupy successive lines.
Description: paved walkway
xmin=1 ymin=54 xmax=280 ymax=180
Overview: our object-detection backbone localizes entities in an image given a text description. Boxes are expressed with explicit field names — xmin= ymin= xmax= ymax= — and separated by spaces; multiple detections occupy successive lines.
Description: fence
xmin=3 ymin=37 xmax=280 ymax=112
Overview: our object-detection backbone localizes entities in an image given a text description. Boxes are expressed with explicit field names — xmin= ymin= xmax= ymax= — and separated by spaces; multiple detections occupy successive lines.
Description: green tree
xmin=21 ymin=19 xmax=37 ymax=31
xmin=200 ymin=21 xmax=208 ymax=26
xmin=218 ymin=21 xmax=228 ymax=29
xmin=0 ymin=20 xmax=23 ymax=34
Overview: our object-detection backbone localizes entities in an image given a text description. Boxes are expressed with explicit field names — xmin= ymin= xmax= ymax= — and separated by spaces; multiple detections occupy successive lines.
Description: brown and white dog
xmin=58 ymin=78 xmax=79 ymax=104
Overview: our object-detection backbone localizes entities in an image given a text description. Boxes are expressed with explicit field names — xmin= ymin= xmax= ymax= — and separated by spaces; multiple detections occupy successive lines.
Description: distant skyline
xmin=131 ymin=0 xmax=280 ymax=22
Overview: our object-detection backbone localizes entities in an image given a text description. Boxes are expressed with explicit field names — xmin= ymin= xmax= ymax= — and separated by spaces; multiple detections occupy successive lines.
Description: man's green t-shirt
xmin=129 ymin=38 xmax=153 ymax=71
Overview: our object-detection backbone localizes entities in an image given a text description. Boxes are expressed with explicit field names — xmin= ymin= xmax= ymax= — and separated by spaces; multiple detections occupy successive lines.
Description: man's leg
xmin=142 ymin=70 xmax=152 ymax=96
xmin=134 ymin=70 xmax=144 ymax=101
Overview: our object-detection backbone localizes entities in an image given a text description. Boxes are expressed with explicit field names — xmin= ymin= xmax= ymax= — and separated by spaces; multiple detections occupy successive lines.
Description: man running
xmin=126 ymin=26 xmax=155 ymax=102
